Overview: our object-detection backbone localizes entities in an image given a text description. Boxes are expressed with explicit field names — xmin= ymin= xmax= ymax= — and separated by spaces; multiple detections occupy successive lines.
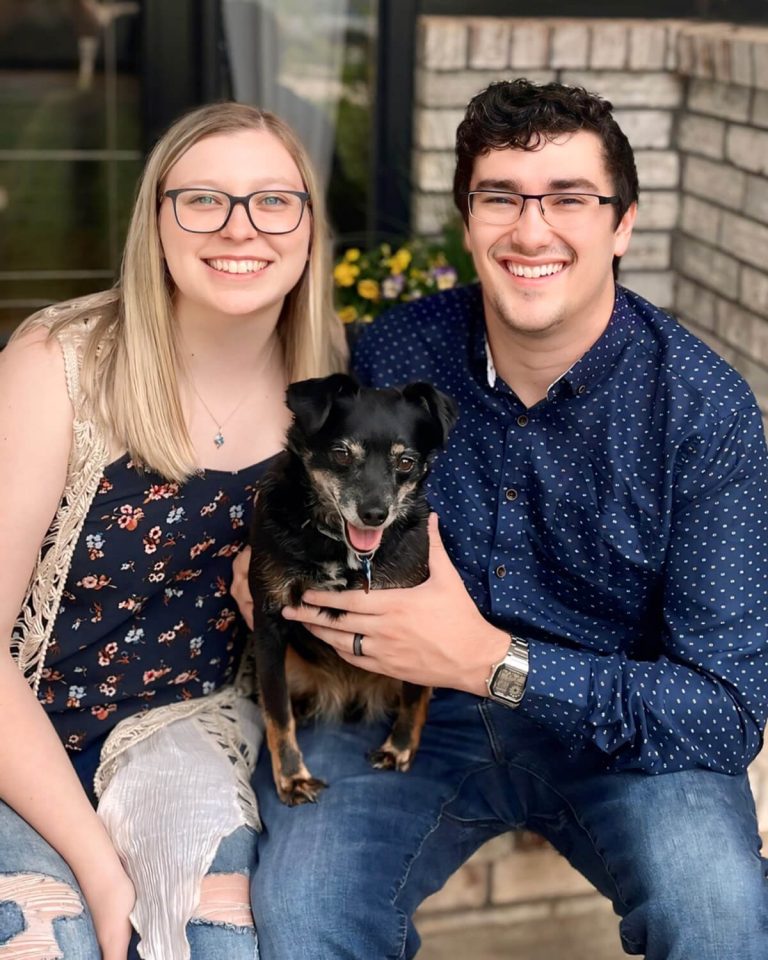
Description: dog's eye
xmin=396 ymin=455 xmax=416 ymax=473
xmin=331 ymin=447 xmax=352 ymax=466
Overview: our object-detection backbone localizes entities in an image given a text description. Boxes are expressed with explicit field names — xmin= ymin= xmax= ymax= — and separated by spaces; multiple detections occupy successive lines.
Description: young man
xmin=250 ymin=80 xmax=768 ymax=959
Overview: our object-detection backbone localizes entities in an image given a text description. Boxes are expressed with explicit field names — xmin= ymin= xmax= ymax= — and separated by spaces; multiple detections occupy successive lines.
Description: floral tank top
xmin=39 ymin=454 xmax=269 ymax=765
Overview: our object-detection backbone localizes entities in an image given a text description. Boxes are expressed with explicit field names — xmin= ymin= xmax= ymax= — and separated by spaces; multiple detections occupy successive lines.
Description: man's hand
xmin=231 ymin=546 xmax=254 ymax=630
xmin=282 ymin=514 xmax=509 ymax=695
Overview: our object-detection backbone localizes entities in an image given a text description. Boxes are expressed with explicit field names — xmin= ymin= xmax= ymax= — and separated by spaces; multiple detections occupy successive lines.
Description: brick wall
xmin=672 ymin=25 xmax=768 ymax=433
xmin=412 ymin=17 xmax=768 ymax=429
xmin=412 ymin=17 xmax=768 ymax=932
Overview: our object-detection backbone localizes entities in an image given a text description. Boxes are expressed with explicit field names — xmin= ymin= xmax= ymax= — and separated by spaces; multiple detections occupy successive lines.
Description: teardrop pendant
xmin=214 ymin=431 xmax=225 ymax=448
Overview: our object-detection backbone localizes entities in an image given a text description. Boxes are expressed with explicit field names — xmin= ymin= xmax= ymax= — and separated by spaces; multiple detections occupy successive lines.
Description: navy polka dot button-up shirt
xmin=352 ymin=283 xmax=768 ymax=775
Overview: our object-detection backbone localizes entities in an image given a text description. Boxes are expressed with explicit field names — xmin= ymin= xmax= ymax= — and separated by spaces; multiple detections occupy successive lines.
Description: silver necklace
xmin=189 ymin=379 xmax=253 ymax=449
xmin=183 ymin=335 xmax=279 ymax=449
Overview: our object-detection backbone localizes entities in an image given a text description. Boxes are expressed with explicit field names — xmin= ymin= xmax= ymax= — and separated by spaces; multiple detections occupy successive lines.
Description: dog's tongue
xmin=346 ymin=523 xmax=383 ymax=555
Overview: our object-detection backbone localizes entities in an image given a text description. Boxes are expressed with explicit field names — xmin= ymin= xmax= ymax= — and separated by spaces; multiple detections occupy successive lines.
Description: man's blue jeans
xmin=252 ymin=689 xmax=768 ymax=959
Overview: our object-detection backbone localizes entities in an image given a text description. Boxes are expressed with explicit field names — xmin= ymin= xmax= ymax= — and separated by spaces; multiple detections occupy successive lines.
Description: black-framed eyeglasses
xmin=467 ymin=190 xmax=620 ymax=227
xmin=162 ymin=188 xmax=311 ymax=235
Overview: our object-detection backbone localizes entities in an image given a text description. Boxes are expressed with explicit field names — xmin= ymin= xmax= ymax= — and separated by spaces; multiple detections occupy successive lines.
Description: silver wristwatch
xmin=486 ymin=636 xmax=529 ymax=708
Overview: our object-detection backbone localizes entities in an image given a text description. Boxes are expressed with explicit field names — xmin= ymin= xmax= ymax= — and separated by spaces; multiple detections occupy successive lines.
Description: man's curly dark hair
xmin=453 ymin=79 xmax=639 ymax=227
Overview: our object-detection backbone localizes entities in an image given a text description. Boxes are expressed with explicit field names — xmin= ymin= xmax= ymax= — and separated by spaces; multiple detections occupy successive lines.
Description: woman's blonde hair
xmin=15 ymin=102 xmax=346 ymax=481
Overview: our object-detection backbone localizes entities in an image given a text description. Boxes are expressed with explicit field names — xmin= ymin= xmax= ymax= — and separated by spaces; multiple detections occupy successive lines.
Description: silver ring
xmin=353 ymin=633 xmax=364 ymax=657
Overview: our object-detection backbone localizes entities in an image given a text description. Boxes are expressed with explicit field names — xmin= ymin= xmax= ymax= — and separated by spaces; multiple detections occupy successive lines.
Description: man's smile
xmin=501 ymin=260 xmax=567 ymax=279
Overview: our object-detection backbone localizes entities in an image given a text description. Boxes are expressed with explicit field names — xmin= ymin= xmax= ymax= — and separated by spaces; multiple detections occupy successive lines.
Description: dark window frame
xmin=420 ymin=1 xmax=765 ymax=18
xmin=142 ymin=0 xmax=226 ymax=151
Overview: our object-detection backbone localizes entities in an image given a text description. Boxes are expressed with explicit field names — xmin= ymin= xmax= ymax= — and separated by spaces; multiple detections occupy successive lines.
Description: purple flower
xmin=431 ymin=265 xmax=458 ymax=290
xmin=381 ymin=274 xmax=406 ymax=299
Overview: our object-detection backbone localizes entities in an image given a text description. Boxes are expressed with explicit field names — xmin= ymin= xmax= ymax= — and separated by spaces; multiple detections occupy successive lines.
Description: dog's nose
xmin=357 ymin=504 xmax=387 ymax=527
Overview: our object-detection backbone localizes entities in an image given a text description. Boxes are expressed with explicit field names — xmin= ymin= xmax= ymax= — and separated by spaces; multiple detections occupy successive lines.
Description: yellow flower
xmin=334 ymin=236 xmax=466 ymax=324
xmin=357 ymin=279 xmax=380 ymax=301
xmin=333 ymin=262 xmax=360 ymax=287
xmin=389 ymin=248 xmax=413 ymax=275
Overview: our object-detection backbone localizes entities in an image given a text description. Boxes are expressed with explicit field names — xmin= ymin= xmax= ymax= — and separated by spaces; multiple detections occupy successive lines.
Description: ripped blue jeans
xmin=0 ymin=803 xmax=259 ymax=959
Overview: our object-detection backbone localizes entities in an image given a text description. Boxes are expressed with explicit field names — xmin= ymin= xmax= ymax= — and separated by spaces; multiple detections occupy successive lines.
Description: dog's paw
xmin=277 ymin=775 xmax=327 ymax=806
xmin=369 ymin=745 xmax=414 ymax=772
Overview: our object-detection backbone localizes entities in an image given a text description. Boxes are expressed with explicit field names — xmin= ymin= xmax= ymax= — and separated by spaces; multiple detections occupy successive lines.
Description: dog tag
xmin=360 ymin=555 xmax=373 ymax=593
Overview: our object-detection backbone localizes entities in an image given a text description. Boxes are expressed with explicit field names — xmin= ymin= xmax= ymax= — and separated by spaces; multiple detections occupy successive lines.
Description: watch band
xmin=486 ymin=636 xmax=529 ymax=708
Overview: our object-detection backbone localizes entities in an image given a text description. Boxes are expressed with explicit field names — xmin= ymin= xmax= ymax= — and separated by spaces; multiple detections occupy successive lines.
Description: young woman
xmin=0 ymin=102 xmax=345 ymax=960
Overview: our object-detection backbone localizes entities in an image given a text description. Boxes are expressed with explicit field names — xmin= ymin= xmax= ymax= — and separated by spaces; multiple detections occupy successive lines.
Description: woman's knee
xmin=183 ymin=828 xmax=258 ymax=957
xmin=187 ymin=871 xmax=258 ymax=959
xmin=0 ymin=872 xmax=99 ymax=960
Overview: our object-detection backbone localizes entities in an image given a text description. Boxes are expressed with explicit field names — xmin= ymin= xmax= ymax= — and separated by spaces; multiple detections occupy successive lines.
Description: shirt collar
xmin=557 ymin=286 xmax=637 ymax=396
xmin=466 ymin=285 xmax=493 ymax=385
xmin=480 ymin=285 xmax=637 ymax=397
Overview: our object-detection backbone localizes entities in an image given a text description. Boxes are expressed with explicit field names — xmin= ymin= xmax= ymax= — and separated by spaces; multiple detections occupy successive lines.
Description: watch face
xmin=492 ymin=666 xmax=525 ymax=703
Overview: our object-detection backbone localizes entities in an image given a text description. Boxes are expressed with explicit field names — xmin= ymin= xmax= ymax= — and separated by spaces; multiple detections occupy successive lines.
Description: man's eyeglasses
xmin=162 ymin=188 xmax=310 ymax=235
xmin=467 ymin=190 xmax=620 ymax=228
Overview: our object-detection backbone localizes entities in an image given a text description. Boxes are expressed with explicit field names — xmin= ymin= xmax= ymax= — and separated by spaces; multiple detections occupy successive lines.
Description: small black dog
xmin=248 ymin=373 xmax=457 ymax=806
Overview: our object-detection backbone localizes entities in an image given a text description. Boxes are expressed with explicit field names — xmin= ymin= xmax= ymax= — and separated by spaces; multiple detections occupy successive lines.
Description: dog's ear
xmin=401 ymin=382 xmax=458 ymax=448
xmin=286 ymin=373 xmax=360 ymax=436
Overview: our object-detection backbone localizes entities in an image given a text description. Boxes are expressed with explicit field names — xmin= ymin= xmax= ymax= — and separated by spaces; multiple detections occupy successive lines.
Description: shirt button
xmin=505 ymin=488 xmax=518 ymax=502
xmin=577 ymin=385 xmax=587 ymax=395
xmin=495 ymin=564 xmax=507 ymax=579
xmin=516 ymin=414 xmax=529 ymax=427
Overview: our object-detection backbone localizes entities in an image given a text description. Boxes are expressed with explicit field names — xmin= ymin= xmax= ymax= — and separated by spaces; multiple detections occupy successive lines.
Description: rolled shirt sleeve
xmin=520 ymin=405 xmax=768 ymax=775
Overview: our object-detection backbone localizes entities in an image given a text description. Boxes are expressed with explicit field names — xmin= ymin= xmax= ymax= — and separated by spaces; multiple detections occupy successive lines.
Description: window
xmin=0 ymin=1 xmax=142 ymax=342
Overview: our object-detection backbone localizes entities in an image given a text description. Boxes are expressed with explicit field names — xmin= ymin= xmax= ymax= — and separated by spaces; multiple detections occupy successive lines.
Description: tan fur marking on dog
xmin=306 ymin=468 xmax=343 ymax=511
xmin=408 ymin=687 xmax=431 ymax=750
xmin=257 ymin=556 xmax=299 ymax=607
xmin=0 ymin=874 xmax=84 ymax=959
xmin=265 ymin=710 xmax=300 ymax=767
xmin=393 ymin=476 xmax=420 ymax=507
xmin=374 ymin=687 xmax=432 ymax=771
xmin=259 ymin=557 xmax=347 ymax=606
xmin=319 ymin=561 xmax=347 ymax=588
xmin=264 ymin=710 xmax=319 ymax=796
xmin=346 ymin=440 xmax=365 ymax=460
xmin=285 ymin=646 xmax=400 ymax=721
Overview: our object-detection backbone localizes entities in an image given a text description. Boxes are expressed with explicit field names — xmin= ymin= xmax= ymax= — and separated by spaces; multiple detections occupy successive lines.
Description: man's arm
xmin=542 ymin=403 xmax=768 ymax=775
xmin=286 ymin=406 xmax=768 ymax=776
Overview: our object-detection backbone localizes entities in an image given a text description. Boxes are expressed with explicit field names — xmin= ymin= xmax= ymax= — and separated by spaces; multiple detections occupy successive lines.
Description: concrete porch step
xmin=418 ymin=897 xmax=625 ymax=959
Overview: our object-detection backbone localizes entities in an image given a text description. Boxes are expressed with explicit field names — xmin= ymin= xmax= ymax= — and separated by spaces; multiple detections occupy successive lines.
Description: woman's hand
xmin=231 ymin=545 xmax=254 ymax=630
xmin=78 ymin=863 xmax=135 ymax=960
xmin=282 ymin=514 xmax=509 ymax=695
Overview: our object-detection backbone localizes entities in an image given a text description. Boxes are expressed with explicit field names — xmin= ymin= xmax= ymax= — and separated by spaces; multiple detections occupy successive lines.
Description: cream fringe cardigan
xmin=11 ymin=300 xmax=262 ymax=959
